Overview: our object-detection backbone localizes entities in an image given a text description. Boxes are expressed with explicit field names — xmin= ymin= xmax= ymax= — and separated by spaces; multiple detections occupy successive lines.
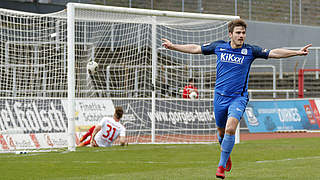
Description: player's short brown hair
xmin=228 ymin=19 xmax=247 ymax=33
xmin=115 ymin=106 xmax=124 ymax=119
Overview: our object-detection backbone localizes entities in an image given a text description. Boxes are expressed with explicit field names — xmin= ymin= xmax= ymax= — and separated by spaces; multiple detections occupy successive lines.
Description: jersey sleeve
xmin=252 ymin=45 xmax=270 ymax=59
xmin=201 ymin=40 xmax=225 ymax=55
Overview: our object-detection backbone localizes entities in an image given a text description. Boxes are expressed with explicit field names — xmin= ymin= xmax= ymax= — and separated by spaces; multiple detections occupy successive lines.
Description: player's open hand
xmin=298 ymin=44 xmax=312 ymax=56
xmin=90 ymin=140 xmax=98 ymax=147
xmin=161 ymin=38 xmax=173 ymax=49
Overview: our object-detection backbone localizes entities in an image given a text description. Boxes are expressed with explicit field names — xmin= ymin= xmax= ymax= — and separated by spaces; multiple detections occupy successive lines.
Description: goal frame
xmin=66 ymin=3 xmax=240 ymax=151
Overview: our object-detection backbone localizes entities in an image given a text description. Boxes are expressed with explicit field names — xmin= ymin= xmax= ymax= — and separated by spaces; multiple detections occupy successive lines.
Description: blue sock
xmin=218 ymin=134 xmax=235 ymax=168
xmin=217 ymin=132 xmax=223 ymax=145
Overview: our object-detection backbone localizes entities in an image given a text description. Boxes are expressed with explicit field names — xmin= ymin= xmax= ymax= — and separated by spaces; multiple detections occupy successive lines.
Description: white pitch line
xmin=71 ymin=160 xmax=210 ymax=165
xmin=256 ymin=156 xmax=320 ymax=163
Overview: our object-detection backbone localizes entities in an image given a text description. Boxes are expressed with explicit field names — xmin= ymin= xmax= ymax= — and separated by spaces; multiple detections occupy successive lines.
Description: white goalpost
xmin=0 ymin=3 xmax=240 ymax=152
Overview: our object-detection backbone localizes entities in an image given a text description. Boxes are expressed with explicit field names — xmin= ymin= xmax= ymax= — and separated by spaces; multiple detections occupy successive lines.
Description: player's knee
xmin=225 ymin=128 xmax=236 ymax=135
xmin=225 ymin=122 xmax=237 ymax=134
xmin=225 ymin=117 xmax=239 ymax=135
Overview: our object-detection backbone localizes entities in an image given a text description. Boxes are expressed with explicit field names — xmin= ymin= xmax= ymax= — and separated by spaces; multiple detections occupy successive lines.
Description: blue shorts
xmin=214 ymin=93 xmax=249 ymax=128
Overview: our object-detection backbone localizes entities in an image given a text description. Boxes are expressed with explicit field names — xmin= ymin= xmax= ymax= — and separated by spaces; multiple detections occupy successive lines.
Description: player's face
xmin=229 ymin=26 xmax=246 ymax=48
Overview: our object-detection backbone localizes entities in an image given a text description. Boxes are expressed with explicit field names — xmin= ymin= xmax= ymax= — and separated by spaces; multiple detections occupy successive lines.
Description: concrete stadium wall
xmin=246 ymin=21 xmax=320 ymax=72
xmin=247 ymin=21 xmax=320 ymax=50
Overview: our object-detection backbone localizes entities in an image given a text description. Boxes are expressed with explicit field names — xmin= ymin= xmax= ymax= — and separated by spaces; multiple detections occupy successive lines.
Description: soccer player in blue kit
xmin=162 ymin=19 xmax=311 ymax=179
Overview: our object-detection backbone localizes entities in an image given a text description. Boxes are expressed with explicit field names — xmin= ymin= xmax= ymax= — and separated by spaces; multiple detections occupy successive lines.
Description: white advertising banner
xmin=0 ymin=98 xmax=115 ymax=150
xmin=62 ymin=99 xmax=115 ymax=132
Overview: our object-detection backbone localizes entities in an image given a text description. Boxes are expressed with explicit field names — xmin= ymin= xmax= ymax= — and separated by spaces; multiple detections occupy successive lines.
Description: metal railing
xmin=279 ymin=47 xmax=320 ymax=79
xmin=105 ymin=64 xmax=277 ymax=97
xmin=247 ymin=89 xmax=299 ymax=99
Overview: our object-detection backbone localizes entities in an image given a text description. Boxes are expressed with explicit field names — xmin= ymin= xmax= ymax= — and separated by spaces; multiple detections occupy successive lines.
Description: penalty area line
xmin=256 ymin=156 xmax=320 ymax=163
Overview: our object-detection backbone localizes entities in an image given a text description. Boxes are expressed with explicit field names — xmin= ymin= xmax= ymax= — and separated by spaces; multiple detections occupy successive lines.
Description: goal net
xmin=0 ymin=3 xmax=239 ymax=152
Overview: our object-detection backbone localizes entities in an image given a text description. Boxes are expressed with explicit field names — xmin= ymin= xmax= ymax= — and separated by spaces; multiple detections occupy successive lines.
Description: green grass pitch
xmin=1 ymin=137 xmax=320 ymax=180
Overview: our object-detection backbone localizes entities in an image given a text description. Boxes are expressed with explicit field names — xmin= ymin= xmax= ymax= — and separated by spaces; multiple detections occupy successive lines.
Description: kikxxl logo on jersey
xmin=0 ymin=99 xmax=67 ymax=134
xmin=221 ymin=53 xmax=244 ymax=64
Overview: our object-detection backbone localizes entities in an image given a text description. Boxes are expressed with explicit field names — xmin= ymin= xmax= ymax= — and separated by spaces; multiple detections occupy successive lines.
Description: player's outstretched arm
xmin=268 ymin=44 xmax=312 ymax=59
xmin=161 ymin=38 xmax=202 ymax=54
xmin=119 ymin=136 xmax=127 ymax=146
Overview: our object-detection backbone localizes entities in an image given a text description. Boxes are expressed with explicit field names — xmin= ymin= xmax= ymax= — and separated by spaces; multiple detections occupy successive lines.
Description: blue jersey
xmin=201 ymin=40 xmax=270 ymax=97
